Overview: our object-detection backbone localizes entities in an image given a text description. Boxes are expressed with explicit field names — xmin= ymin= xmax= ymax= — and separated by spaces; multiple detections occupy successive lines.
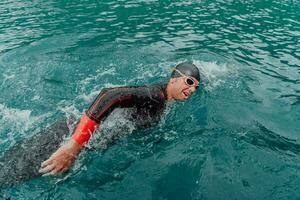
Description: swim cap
xmin=171 ymin=62 xmax=200 ymax=81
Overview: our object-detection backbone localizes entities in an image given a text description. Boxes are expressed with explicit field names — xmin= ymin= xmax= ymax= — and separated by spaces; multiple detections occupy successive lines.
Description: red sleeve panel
xmin=72 ymin=114 xmax=99 ymax=145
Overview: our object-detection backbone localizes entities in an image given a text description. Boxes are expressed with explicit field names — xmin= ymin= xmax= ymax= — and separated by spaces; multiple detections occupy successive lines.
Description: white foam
xmin=79 ymin=67 xmax=117 ymax=87
xmin=56 ymin=104 xmax=83 ymax=139
xmin=77 ymin=67 xmax=119 ymax=103
xmin=79 ymin=89 xmax=101 ymax=103
xmin=31 ymin=95 xmax=41 ymax=101
xmin=193 ymin=60 xmax=238 ymax=91
xmin=78 ymin=83 xmax=125 ymax=104
xmin=0 ymin=104 xmax=50 ymax=142
xmin=57 ymin=104 xmax=81 ymax=120
xmin=0 ymin=104 xmax=34 ymax=131
xmin=2 ymin=74 xmax=16 ymax=85
xmin=95 ymin=67 xmax=116 ymax=76
xmin=87 ymin=108 xmax=136 ymax=149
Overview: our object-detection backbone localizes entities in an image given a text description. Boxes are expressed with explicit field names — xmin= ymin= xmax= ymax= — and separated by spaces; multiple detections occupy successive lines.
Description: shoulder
xmin=142 ymin=84 xmax=167 ymax=102
xmin=102 ymin=84 xmax=166 ymax=100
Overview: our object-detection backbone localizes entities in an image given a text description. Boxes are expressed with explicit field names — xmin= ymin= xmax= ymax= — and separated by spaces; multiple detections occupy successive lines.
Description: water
xmin=0 ymin=0 xmax=299 ymax=199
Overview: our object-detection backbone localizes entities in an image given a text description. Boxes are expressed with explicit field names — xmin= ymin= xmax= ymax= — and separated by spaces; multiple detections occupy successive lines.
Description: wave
xmin=193 ymin=60 xmax=238 ymax=91
xmin=237 ymin=122 xmax=300 ymax=157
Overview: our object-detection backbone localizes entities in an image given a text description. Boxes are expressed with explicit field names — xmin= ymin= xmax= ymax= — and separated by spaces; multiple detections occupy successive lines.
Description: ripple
xmin=0 ymin=0 xmax=300 ymax=198
xmin=238 ymin=122 xmax=300 ymax=156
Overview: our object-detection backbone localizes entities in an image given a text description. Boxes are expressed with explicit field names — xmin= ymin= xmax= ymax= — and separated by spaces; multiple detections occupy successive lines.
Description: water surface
xmin=0 ymin=0 xmax=299 ymax=199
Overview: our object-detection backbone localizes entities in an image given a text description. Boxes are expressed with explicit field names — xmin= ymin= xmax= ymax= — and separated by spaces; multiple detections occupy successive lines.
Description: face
xmin=170 ymin=76 xmax=199 ymax=101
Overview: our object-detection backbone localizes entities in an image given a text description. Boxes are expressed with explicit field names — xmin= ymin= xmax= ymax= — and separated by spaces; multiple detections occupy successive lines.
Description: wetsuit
xmin=73 ymin=83 xmax=168 ymax=145
xmin=0 ymin=62 xmax=200 ymax=189
xmin=0 ymin=83 xmax=167 ymax=189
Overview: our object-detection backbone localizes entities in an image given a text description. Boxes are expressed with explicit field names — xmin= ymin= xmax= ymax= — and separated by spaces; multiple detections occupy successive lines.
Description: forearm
xmin=72 ymin=113 xmax=100 ymax=146
xmin=39 ymin=114 xmax=100 ymax=175
xmin=66 ymin=138 xmax=84 ymax=154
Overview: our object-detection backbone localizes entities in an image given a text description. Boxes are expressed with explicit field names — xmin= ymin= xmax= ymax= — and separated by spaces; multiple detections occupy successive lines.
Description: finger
xmin=61 ymin=167 xmax=69 ymax=173
xmin=39 ymin=163 xmax=56 ymax=174
xmin=41 ymin=159 xmax=53 ymax=168
xmin=42 ymin=171 xmax=56 ymax=176
xmin=42 ymin=167 xmax=62 ymax=176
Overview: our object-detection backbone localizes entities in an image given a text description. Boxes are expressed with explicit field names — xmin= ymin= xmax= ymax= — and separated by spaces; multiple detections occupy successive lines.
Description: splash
xmin=193 ymin=60 xmax=238 ymax=91
xmin=77 ymin=67 xmax=119 ymax=103
xmin=78 ymin=67 xmax=117 ymax=90
xmin=0 ymin=104 xmax=49 ymax=148
xmin=57 ymin=101 xmax=137 ymax=150
xmin=78 ymin=90 xmax=101 ymax=103
xmin=88 ymin=108 xmax=136 ymax=149
xmin=57 ymin=104 xmax=82 ymax=134
xmin=0 ymin=103 xmax=38 ymax=133
xmin=78 ymin=83 xmax=124 ymax=104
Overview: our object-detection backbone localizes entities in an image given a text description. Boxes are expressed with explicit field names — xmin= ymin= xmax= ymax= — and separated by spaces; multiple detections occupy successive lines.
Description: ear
xmin=169 ymin=78 xmax=175 ymax=84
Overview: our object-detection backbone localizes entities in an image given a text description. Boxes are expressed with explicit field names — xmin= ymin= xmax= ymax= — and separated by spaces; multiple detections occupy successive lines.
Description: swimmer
xmin=39 ymin=62 xmax=200 ymax=176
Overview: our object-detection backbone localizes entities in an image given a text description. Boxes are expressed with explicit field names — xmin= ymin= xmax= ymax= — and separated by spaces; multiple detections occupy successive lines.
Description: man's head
xmin=166 ymin=62 xmax=200 ymax=101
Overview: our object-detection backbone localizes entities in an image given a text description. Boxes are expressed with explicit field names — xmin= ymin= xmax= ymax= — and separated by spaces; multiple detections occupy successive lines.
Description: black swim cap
xmin=171 ymin=62 xmax=200 ymax=81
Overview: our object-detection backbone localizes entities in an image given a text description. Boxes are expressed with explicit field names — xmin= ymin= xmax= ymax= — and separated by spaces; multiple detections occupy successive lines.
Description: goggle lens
xmin=173 ymin=68 xmax=199 ymax=89
xmin=185 ymin=77 xmax=199 ymax=89
xmin=186 ymin=78 xmax=194 ymax=86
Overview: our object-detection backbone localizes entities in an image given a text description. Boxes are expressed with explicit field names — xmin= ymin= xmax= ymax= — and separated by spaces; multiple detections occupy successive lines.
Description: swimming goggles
xmin=173 ymin=69 xmax=199 ymax=89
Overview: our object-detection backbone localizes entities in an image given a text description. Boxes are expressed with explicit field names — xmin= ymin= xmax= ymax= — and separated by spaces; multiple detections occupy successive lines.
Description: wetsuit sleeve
xmin=88 ymin=86 xmax=167 ymax=122
xmin=85 ymin=87 xmax=136 ymax=123
xmin=72 ymin=114 xmax=99 ymax=145
xmin=72 ymin=87 xmax=157 ymax=145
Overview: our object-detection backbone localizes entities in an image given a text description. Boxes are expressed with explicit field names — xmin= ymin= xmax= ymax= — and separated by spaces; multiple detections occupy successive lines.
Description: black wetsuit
xmin=0 ymin=83 xmax=168 ymax=189
xmin=86 ymin=84 xmax=168 ymax=127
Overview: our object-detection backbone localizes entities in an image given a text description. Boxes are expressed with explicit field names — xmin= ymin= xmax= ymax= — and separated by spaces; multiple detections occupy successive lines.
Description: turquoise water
xmin=0 ymin=0 xmax=300 ymax=199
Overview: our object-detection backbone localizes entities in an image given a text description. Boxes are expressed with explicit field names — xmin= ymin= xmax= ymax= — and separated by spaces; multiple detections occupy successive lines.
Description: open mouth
xmin=183 ymin=91 xmax=189 ymax=97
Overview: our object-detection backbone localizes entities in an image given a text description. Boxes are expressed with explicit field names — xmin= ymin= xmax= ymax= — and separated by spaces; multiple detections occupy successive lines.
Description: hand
xmin=39 ymin=139 xmax=83 ymax=176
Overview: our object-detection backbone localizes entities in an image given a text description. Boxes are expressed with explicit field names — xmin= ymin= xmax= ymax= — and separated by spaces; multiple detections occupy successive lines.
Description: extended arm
xmin=39 ymin=87 xmax=142 ymax=175
xmin=39 ymin=114 xmax=99 ymax=176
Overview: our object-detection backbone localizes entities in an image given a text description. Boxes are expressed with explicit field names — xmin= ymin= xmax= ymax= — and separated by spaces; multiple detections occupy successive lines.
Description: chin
xmin=177 ymin=95 xmax=188 ymax=101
